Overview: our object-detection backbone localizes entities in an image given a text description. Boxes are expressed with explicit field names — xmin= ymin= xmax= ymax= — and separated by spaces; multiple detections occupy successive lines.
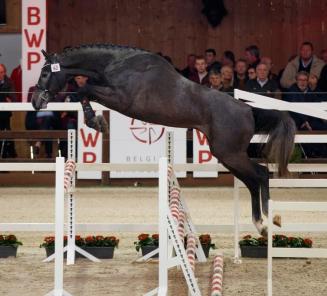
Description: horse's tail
xmin=261 ymin=111 xmax=296 ymax=177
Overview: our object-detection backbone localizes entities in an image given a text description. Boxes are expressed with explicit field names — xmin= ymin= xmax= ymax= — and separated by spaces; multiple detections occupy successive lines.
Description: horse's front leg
xmin=76 ymin=85 xmax=109 ymax=133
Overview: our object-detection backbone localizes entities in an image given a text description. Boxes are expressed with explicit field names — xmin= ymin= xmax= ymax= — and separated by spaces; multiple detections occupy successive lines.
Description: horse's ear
xmin=41 ymin=49 xmax=50 ymax=61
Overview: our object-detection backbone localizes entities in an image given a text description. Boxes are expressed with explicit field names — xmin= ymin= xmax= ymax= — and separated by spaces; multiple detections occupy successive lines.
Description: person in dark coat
xmin=318 ymin=64 xmax=327 ymax=93
xmin=284 ymin=71 xmax=327 ymax=157
xmin=181 ymin=54 xmax=196 ymax=79
xmin=205 ymin=48 xmax=222 ymax=73
xmin=245 ymin=62 xmax=279 ymax=158
xmin=0 ymin=64 xmax=17 ymax=158
xmin=189 ymin=56 xmax=210 ymax=86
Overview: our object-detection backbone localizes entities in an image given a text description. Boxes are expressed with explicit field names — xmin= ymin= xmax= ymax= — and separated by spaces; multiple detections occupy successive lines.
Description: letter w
xmin=24 ymin=29 xmax=44 ymax=47
xmin=80 ymin=129 xmax=100 ymax=147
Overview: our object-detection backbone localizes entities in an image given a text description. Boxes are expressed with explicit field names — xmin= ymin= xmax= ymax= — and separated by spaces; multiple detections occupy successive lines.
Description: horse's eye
xmin=41 ymin=73 xmax=48 ymax=78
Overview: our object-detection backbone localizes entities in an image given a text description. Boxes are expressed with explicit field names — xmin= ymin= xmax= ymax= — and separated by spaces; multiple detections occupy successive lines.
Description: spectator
xmin=285 ymin=71 xmax=327 ymax=157
xmin=220 ymin=65 xmax=234 ymax=93
xmin=247 ymin=66 xmax=257 ymax=80
xmin=0 ymin=63 xmax=17 ymax=158
xmin=280 ymin=41 xmax=324 ymax=89
xmin=318 ymin=64 xmax=327 ymax=93
xmin=181 ymin=54 xmax=196 ymax=79
xmin=205 ymin=48 xmax=221 ymax=72
xmin=26 ymin=86 xmax=60 ymax=158
xmin=189 ymin=56 xmax=210 ymax=86
xmin=10 ymin=64 xmax=22 ymax=102
xmin=320 ymin=49 xmax=327 ymax=64
xmin=221 ymin=50 xmax=235 ymax=68
xmin=309 ymin=73 xmax=319 ymax=92
xmin=284 ymin=71 xmax=312 ymax=128
xmin=261 ymin=56 xmax=278 ymax=81
xmin=209 ymin=70 xmax=222 ymax=90
xmin=246 ymin=63 xmax=278 ymax=98
xmin=234 ymin=59 xmax=248 ymax=90
xmin=245 ymin=45 xmax=260 ymax=69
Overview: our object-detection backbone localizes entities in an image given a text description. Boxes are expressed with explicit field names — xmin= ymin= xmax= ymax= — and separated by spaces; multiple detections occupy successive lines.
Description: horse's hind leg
xmin=219 ymin=152 xmax=268 ymax=236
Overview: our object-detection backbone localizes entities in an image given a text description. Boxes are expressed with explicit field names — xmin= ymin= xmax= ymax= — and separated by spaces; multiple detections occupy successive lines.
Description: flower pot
xmin=0 ymin=246 xmax=18 ymax=258
xmin=240 ymin=245 xmax=267 ymax=258
xmin=82 ymin=246 xmax=115 ymax=259
xmin=201 ymin=244 xmax=211 ymax=258
xmin=141 ymin=245 xmax=158 ymax=258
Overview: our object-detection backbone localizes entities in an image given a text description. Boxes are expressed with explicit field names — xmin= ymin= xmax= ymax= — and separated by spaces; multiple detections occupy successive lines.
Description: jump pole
xmin=45 ymin=157 xmax=72 ymax=296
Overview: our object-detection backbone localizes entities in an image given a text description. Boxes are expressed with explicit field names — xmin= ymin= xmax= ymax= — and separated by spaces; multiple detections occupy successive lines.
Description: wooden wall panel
xmin=47 ymin=0 xmax=327 ymax=72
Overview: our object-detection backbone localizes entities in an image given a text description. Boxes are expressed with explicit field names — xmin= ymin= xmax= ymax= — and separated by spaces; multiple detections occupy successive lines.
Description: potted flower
xmin=199 ymin=234 xmax=215 ymax=258
xmin=134 ymin=234 xmax=159 ymax=258
xmin=0 ymin=234 xmax=22 ymax=258
xmin=40 ymin=235 xmax=119 ymax=259
xmin=82 ymin=235 xmax=119 ymax=259
xmin=239 ymin=234 xmax=313 ymax=258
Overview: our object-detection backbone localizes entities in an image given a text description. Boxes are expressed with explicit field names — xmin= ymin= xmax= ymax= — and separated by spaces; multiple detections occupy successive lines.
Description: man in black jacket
xmin=0 ymin=64 xmax=17 ymax=158
xmin=246 ymin=63 xmax=279 ymax=98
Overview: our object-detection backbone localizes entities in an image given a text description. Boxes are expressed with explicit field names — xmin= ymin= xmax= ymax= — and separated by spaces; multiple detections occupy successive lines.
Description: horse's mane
xmin=61 ymin=43 xmax=150 ymax=57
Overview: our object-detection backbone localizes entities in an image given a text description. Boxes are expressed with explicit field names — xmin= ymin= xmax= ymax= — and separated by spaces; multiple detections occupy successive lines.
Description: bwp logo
xmin=130 ymin=119 xmax=165 ymax=144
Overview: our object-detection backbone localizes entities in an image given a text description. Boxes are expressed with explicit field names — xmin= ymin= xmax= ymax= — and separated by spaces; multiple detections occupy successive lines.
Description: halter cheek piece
xmin=36 ymin=63 xmax=61 ymax=100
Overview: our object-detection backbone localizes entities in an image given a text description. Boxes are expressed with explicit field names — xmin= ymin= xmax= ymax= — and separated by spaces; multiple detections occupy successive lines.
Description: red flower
xmin=243 ymin=235 xmax=252 ymax=240
xmin=303 ymin=238 xmax=313 ymax=248
xmin=106 ymin=236 xmax=117 ymax=241
xmin=75 ymin=235 xmax=82 ymax=241
xmin=138 ymin=234 xmax=149 ymax=241
xmin=152 ymin=234 xmax=159 ymax=240
xmin=85 ymin=236 xmax=95 ymax=243
xmin=64 ymin=235 xmax=68 ymax=241
xmin=95 ymin=235 xmax=104 ymax=241
xmin=0 ymin=235 xmax=4 ymax=241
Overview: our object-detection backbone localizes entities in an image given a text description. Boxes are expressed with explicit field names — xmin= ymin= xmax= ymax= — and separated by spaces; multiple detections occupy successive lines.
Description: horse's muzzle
xmin=31 ymin=90 xmax=49 ymax=111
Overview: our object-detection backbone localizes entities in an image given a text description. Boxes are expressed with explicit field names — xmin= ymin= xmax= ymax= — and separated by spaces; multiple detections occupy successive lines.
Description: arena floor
xmin=0 ymin=187 xmax=327 ymax=296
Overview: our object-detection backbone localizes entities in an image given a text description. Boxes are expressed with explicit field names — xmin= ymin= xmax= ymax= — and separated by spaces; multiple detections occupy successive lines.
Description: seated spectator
xmin=280 ymin=41 xmax=324 ymax=89
xmin=247 ymin=66 xmax=257 ymax=80
xmin=205 ymin=48 xmax=221 ymax=72
xmin=320 ymin=49 xmax=327 ymax=64
xmin=220 ymin=65 xmax=234 ymax=94
xmin=26 ymin=86 xmax=60 ymax=158
xmin=285 ymin=71 xmax=327 ymax=157
xmin=221 ymin=50 xmax=235 ymax=68
xmin=245 ymin=45 xmax=261 ymax=69
xmin=189 ymin=56 xmax=210 ymax=86
xmin=209 ymin=70 xmax=222 ymax=90
xmin=181 ymin=54 xmax=196 ymax=79
xmin=309 ymin=73 xmax=320 ymax=92
xmin=261 ymin=56 xmax=278 ymax=81
xmin=234 ymin=59 xmax=248 ymax=90
xmin=246 ymin=63 xmax=279 ymax=98
xmin=0 ymin=63 xmax=17 ymax=158
xmin=10 ymin=64 xmax=22 ymax=102
xmin=318 ymin=63 xmax=327 ymax=93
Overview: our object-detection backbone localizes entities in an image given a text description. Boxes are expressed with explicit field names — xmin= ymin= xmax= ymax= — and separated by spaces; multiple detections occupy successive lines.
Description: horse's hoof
xmin=273 ymin=215 xmax=282 ymax=227
xmin=260 ymin=226 xmax=268 ymax=238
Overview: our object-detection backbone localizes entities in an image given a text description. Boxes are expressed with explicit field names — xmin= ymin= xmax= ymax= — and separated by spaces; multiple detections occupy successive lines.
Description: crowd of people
xmin=0 ymin=41 xmax=327 ymax=159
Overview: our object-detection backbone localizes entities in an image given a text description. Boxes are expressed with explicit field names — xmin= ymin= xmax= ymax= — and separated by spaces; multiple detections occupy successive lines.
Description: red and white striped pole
xmin=211 ymin=254 xmax=224 ymax=296
xmin=186 ymin=233 xmax=197 ymax=271
xmin=63 ymin=159 xmax=76 ymax=193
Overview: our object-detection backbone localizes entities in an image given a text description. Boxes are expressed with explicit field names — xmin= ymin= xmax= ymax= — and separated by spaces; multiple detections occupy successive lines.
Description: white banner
xmin=193 ymin=129 xmax=218 ymax=178
xmin=110 ymin=111 xmax=186 ymax=178
xmin=22 ymin=0 xmax=46 ymax=102
xmin=77 ymin=111 xmax=103 ymax=179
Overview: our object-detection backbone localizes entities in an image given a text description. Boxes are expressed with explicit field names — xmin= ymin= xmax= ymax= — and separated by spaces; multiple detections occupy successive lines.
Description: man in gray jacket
xmin=280 ymin=42 xmax=324 ymax=89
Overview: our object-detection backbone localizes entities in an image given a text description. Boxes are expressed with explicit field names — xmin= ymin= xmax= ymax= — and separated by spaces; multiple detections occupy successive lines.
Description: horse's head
xmin=31 ymin=50 xmax=67 ymax=110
